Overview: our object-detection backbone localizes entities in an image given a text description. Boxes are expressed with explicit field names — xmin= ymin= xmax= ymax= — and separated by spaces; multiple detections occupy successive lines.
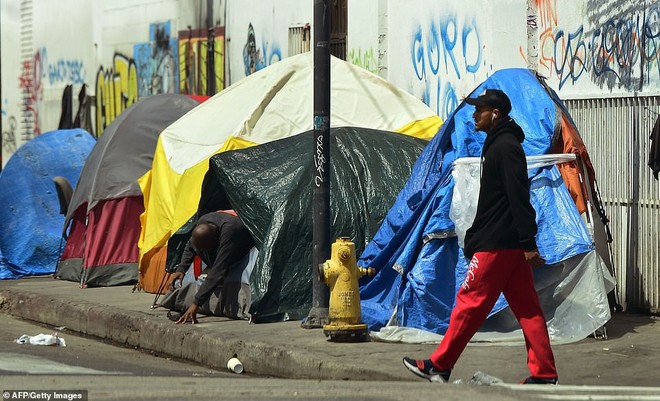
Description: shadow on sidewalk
xmin=600 ymin=311 xmax=658 ymax=340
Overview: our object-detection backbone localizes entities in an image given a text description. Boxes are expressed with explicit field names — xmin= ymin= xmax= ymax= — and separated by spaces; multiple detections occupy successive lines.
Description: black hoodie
xmin=463 ymin=117 xmax=538 ymax=260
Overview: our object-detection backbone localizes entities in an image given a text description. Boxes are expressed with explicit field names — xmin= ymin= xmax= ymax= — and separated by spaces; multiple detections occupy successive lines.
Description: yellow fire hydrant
xmin=319 ymin=237 xmax=375 ymax=341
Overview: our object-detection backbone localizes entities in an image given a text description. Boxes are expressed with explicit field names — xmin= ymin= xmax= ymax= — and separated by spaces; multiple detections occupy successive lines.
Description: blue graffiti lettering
xmin=442 ymin=82 xmax=459 ymax=120
xmin=462 ymin=18 xmax=482 ymax=73
xmin=412 ymin=27 xmax=426 ymax=80
xmin=410 ymin=17 xmax=484 ymax=120
xmin=428 ymin=22 xmax=441 ymax=76
xmin=440 ymin=16 xmax=461 ymax=79
xmin=591 ymin=26 xmax=619 ymax=81
xmin=47 ymin=59 xmax=86 ymax=85
xmin=554 ymin=26 xmax=588 ymax=89
xmin=547 ymin=4 xmax=660 ymax=90
xmin=39 ymin=47 xmax=86 ymax=85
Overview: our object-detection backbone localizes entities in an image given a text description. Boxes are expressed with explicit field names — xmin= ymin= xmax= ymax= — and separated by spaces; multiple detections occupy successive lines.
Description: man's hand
xmin=169 ymin=272 xmax=184 ymax=290
xmin=176 ymin=303 xmax=199 ymax=325
xmin=524 ymin=249 xmax=546 ymax=268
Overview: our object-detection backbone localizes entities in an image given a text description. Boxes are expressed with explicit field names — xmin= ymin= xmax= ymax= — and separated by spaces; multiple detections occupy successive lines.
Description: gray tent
xmin=56 ymin=94 xmax=202 ymax=287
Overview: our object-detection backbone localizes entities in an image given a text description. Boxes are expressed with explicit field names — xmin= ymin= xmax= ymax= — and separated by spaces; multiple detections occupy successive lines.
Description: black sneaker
xmin=402 ymin=357 xmax=451 ymax=383
xmin=521 ymin=376 xmax=558 ymax=384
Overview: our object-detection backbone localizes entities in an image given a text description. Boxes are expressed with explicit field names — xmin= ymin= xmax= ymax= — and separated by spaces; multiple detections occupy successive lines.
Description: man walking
xmin=403 ymin=89 xmax=558 ymax=384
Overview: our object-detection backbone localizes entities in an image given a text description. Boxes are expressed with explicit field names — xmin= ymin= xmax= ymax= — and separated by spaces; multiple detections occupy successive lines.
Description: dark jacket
xmin=463 ymin=117 xmax=538 ymax=260
xmin=175 ymin=211 xmax=254 ymax=306
xmin=649 ymin=115 xmax=660 ymax=180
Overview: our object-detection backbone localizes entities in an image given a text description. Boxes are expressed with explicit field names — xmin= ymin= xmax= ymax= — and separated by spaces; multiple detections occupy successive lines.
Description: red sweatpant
xmin=430 ymin=249 xmax=557 ymax=378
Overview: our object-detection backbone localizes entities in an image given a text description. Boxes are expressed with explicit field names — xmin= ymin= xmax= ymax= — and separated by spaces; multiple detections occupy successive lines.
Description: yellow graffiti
xmin=179 ymin=34 xmax=225 ymax=95
xmin=95 ymin=53 xmax=138 ymax=136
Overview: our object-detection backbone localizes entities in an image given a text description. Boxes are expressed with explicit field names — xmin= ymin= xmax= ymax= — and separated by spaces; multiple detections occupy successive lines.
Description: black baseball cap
xmin=464 ymin=89 xmax=512 ymax=116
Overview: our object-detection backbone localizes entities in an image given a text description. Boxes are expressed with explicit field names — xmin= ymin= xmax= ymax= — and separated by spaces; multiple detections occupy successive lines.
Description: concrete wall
xmin=3 ymin=0 xmax=660 ymax=165
xmin=225 ymin=0 xmax=307 ymax=83
xmin=385 ymin=0 xmax=527 ymax=119
xmin=0 ymin=0 xmax=226 ymax=165
xmin=347 ymin=0 xmax=380 ymax=76
xmin=34 ymin=0 xmax=95 ymax=133
xmin=1 ymin=0 xmax=22 ymax=164
xmin=534 ymin=0 xmax=660 ymax=97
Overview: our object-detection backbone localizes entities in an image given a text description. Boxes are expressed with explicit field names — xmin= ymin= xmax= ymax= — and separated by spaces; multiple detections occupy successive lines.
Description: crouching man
xmin=169 ymin=210 xmax=255 ymax=324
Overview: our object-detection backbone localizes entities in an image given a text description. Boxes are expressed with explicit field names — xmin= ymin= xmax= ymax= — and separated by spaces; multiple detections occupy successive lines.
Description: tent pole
xmin=302 ymin=0 xmax=331 ymax=329
xmin=206 ymin=0 xmax=215 ymax=96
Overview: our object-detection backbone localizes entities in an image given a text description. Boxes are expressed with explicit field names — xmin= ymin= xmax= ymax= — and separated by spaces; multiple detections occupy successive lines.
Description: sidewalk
xmin=1 ymin=277 xmax=660 ymax=393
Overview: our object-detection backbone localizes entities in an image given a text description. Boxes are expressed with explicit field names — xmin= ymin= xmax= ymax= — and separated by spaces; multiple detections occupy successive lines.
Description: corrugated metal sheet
xmin=564 ymin=97 xmax=660 ymax=313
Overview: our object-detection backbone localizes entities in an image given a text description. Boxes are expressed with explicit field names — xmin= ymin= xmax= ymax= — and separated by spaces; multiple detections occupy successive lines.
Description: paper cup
xmin=227 ymin=357 xmax=244 ymax=374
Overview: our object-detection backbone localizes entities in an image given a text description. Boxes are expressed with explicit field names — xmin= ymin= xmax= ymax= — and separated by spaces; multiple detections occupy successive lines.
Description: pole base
xmin=301 ymin=307 xmax=330 ymax=329
xmin=323 ymin=323 xmax=369 ymax=342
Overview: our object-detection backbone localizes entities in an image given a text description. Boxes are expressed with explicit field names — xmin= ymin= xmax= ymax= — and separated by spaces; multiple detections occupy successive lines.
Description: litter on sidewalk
xmin=15 ymin=332 xmax=66 ymax=347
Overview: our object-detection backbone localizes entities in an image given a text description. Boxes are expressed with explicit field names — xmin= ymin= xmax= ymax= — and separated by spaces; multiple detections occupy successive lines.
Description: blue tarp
xmin=0 ymin=129 xmax=95 ymax=280
xmin=0 ymin=248 xmax=6 ymax=271
xmin=358 ymin=69 xmax=594 ymax=334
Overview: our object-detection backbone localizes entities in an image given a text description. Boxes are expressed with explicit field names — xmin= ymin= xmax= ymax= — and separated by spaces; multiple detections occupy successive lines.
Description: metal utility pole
xmin=206 ymin=0 xmax=215 ymax=96
xmin=302 ymin=0 xmax=331 ymax=329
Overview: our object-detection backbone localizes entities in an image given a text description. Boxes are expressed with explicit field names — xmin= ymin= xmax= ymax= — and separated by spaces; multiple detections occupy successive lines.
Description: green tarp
xmin=173 ymin=126 xmax=429 ymax=322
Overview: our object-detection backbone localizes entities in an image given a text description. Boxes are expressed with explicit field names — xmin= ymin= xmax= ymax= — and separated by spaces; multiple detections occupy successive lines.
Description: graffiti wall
xmin=0 ymin=1 xmax=19 ymax=167
xmin=351 ymin=0 xmax=660 ymax=116
xmin=4 ymin=0 xmax=660 ymax=166
xmin=134 ymin=21 xmax=179 ymax=98
xmin=95 ymin=53 xmax=139 ymax=136
xmin=226 ymin=0 xmax=302 ymax=82
xmin=347 ymin=0 xmax=381 ymax=76
xmin=386 ymin=0 xmax=527 ymax=121
xmin=0 ymin=0 xmax=95 ymax=166
xmin=1 ymin=0 xmax=228 ymax=165
xmin=535 ymin=0 xmax=660 ymax=96
xmin=179 ymin=27 xmax=226 ymax=95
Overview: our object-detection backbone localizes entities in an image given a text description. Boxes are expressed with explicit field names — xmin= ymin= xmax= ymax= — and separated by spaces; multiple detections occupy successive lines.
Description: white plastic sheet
xmin=16 ymin=332 xmax=66 ymax=346
xmin=450 ymin=154 xmax=578 ymax=248
xmin=370 ymin=250 xmax=614 ymax=345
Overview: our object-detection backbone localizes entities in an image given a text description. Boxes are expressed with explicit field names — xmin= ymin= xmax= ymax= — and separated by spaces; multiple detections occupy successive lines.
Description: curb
xmin=0 ymin=288 xmax=400 ymax=381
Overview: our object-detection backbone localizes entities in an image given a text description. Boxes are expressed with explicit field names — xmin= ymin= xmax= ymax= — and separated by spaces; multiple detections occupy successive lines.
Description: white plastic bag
xmin=16 ymin=332 xmax=66 ymax=346
xmin=450 ymin=158 xmax=482 ymax=248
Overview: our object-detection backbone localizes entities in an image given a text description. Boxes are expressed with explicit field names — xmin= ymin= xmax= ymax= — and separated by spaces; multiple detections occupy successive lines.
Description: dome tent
xmin=0 ymin=129 xmax=95 ymax=280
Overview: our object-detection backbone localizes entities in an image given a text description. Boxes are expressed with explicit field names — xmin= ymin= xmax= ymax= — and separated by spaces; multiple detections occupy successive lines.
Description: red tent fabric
xmin=186 ymin=94 xmax=211 ymax=103
xmin=56 ymin=94 xmax=201 ymax=287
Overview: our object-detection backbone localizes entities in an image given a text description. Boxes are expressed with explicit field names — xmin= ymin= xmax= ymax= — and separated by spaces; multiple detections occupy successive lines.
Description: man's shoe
xmin=402 ymin=357 xmax=451 ymax=383
xmin=167 ymin=311 xmax=181 ymax=322
xmin=521 ymin=376 xmax=558 ymax=384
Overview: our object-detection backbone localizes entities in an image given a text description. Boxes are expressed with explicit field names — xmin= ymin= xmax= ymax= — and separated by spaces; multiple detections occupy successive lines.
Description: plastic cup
xmin=227 ymin=357 xmax=243 ymax=374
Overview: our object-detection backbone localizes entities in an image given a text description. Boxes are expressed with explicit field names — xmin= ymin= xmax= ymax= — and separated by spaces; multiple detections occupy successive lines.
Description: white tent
xmin=137 ymin=52 xmax=442 ymax=290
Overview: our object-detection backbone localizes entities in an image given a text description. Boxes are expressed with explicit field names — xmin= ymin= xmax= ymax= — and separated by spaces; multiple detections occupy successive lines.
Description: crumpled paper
xmin=15 ymin=332 xmax=66 ymax=347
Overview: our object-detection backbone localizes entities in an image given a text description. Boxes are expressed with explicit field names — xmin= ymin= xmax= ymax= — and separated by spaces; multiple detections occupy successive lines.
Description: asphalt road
xmin=2 ymin=313 xmax=660 ymax=401
xmin=0 ymin=313 xmax=527 ymax=401
xmin=0 ymin=313 xmax=227 ymax=377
